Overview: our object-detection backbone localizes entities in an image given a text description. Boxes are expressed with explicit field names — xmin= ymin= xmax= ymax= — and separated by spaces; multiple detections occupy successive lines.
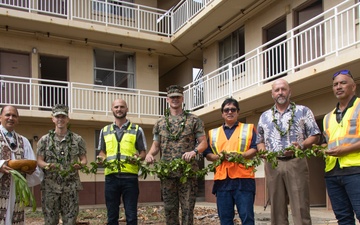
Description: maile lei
xmin=165 ymin=107 xmax=189 ymax=141
xmin=272 ymin=102 xmax=296 ymax=136
xmin=48 ymin=129 xmax=73 ymax=164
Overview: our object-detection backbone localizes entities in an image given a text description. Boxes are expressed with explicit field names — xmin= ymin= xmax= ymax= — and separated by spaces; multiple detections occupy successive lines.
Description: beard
xmin=113 ymin=111 xmax=127 ymax=119
xmin=275 ymin=96 xmax=289 ymax=105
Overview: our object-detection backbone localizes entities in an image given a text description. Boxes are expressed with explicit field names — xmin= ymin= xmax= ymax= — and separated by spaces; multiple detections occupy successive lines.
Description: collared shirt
xmin=333 ymin=95 xmax=357 ymax=123
xmin=256 ymin=103 xmax=320 ymax=152
xmin=0 ymin=125 xmax=14 ymax=138
xmin=0 ymin=125 xmax=16 ymax=148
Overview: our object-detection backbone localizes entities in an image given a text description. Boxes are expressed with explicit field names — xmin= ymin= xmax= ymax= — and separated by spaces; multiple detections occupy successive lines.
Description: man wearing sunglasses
xmin=323 ymin=69 xmax=360 ymax=224
xmin=203 ymin=98 xmax=257 ymax=225
xmin=256 ymin=79 xmax=321 ymax=225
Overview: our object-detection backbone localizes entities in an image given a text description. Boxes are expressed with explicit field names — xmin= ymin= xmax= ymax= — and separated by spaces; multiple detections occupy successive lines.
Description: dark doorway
xmin=294 ymin=0 xmax=324 ymax=70
xmin=263 ymin=17 xmax=287 ymax=81
xmin=307 ymin=117 xmax=326 ymax=207
xmin=39 ymin=56 xmax=68 ymax=109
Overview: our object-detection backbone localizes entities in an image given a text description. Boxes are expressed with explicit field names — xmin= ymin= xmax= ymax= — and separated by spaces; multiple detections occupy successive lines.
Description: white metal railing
xmin=0 ymin=0 xmax=214 ymax=36
xmin=0 ymin=1 xmax=358 ymax=114
xmin=0 ymin=75 xmax=167 ymax=118
xmin=184 ymin=0 xmax=359 ymax=110
xmin=171 ymin=0 xmax=213 ymax=33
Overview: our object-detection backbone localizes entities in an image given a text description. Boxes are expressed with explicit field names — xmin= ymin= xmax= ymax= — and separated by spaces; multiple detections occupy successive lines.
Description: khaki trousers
xmin=265 ymin=158 xmax=312 ymax=225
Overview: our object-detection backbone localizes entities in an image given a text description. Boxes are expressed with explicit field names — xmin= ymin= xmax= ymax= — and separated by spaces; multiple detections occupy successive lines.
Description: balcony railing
xmin=0 ymin=1 xmax=358 ymax=116
xmin=184 ymin=0 xmax=359 ymax=110
xmin=0 ymin=0 xmax=214 ymax=36
xmin=0 ymin=75 xmax=167 ymax=118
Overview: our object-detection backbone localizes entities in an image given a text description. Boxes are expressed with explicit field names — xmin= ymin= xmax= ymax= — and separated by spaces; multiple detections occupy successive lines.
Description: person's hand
xmin=182 ymin=151 xmax=196 ymax=162
xmin=283 ymin=150 xmax=294 ymax=157
xmin=24 ymin=168 xmax=36 ymax=174
xmin=128 ymin=154 xmax=139 ymax=164
xmin=212 ymin=154 xmax=220 ymax=161
xmin=325 ymin=146 xmax=347 ymax=157
xmin=96 ymin=156 xmax=105 ymax=165
xmin=44 ymin=163 xmax=56 ymax=171
xmin=73 ymin=163 xmax=83 ymax=170
xmin=145 ymin=154 xmax=155 ymax=164
xmin=292 ymin=142 xmax=304 ymax=150
xmin=0 ymin=160 xmax=12 ymax=174
xmin=241 ymin=152 xmax=251 ymax=160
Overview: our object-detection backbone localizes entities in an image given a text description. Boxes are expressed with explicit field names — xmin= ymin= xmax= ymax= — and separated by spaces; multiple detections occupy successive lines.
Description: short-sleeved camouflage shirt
xmin=153 ymin=112 xmax=205 ymax=175
xmin=37 ymin=130 xmax=87 ymax=193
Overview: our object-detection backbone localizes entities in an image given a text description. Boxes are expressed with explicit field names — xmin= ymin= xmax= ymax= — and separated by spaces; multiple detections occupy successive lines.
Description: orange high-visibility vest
xmin=209 ymin=123 xmax=255 ymax=180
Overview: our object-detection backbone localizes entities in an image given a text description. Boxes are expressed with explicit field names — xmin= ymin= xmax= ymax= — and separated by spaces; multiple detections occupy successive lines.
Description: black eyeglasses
xmin=223 ymin=108 xmax=237 ymax=113
xmin=333 ymin=70 xmax=353 ymax=80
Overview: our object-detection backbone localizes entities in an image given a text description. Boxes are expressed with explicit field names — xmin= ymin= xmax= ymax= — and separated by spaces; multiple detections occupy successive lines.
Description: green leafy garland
xmin=164 ymin=108 xmax=189 ymax=141
xmin=50 ymin=145 xmax=328 ymax=183
xmin=272 ymin=102 xmax=296 ymax=136
xmin=48 ymin=129 xmax=73 ymax=164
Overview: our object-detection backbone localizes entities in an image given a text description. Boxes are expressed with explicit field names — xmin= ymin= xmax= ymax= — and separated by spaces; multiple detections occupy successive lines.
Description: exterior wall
xmin=1 ymin=0 xmax=359 ymax=208
xmin=160 ymin=59 xmax=193 ymax=91
xmin=0 ymin=32 xmax=159 ymax=91
xmin=135 ymin=52 xmax=159 ymax=90
xmin=202 ymin=43 xmax=218 ymax=75
xmin=0 ymin=31 xmax=93 ymax=82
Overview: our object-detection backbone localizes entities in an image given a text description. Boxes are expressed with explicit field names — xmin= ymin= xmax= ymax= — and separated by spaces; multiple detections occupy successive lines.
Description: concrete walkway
xmin=195 ymin=202 xmax=342 ymax=225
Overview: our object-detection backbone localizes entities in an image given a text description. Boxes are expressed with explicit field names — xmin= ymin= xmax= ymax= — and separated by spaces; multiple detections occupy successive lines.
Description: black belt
xmin=276 ymin=156 xmax=294 ymax=161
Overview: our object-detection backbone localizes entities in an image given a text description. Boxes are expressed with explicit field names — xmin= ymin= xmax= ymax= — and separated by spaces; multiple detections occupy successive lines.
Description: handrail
xmin=0 ymin=0 xmax=215 ymax=37
xmin=0 ymin=1 xmax=358 ymax=115
xmin=183 ymin=0 xmax=358 ymax=110
xmin=0 ymin=75 xmax=167 ymax=118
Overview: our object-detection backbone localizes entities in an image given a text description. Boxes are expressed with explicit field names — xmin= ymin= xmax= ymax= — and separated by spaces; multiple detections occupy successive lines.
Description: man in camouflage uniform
xmin=37 ymin=104 xmax=87 ymax=225
xmin=145 ymin=85 xmax=207 ymax=225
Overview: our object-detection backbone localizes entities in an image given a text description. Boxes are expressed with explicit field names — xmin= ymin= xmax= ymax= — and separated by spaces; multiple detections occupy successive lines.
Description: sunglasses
xmin=223 ymin=108 xmax=237 ymax=113
xmin=333 ymin=70 xmax=353 ymax=80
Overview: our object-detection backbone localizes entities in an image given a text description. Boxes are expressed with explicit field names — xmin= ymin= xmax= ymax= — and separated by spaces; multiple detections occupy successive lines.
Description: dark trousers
xmin=326 ymin=173 xmax=360 ymax=225
xmin=105 ymin=174 xmax=139 ymax=225
xmin=216 ymin=188 xmax=255 ymax=225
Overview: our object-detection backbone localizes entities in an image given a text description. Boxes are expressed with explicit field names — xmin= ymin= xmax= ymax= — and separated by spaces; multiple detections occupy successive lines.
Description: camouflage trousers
xmin=161 ymin=177 xmax=198 ymax=225
xmin=41 ymin=190 xmax=79 ymax=225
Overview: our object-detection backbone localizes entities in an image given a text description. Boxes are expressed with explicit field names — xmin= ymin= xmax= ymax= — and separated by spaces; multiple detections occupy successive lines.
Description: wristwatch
xmin=193 ymin=149 xmax=199 ymax=154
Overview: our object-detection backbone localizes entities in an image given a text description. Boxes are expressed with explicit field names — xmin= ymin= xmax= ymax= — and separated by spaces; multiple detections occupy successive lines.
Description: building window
xmin=218 ymin=27 xmax=244 ymax=67
xmin=94 ymin=49 xmax=135 ymax=88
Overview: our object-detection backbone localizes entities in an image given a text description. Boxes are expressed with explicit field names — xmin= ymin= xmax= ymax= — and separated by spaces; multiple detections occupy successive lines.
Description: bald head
xmin=112 ymin=98 xmax=128 ymax=119
xmin=271 ymin=79 xmax=291 ymax=106
xmin=272 ymin=79 xmax=290 ymax=91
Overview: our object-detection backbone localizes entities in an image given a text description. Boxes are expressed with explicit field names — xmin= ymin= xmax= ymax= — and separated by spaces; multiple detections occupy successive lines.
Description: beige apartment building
xmin=0 ymin=0 xmax=359 ymax=209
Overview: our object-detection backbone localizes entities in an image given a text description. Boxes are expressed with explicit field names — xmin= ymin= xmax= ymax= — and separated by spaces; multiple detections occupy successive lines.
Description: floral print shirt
xmin=256 ymin=103 xmax=320 ymax=152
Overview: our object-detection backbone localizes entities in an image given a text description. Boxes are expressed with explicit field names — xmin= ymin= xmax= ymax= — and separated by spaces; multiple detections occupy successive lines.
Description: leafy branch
xmin=47 ymin=145 xmax=328 ymax=184
xmin=10 ymin=170 xmax=36 ymax=212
